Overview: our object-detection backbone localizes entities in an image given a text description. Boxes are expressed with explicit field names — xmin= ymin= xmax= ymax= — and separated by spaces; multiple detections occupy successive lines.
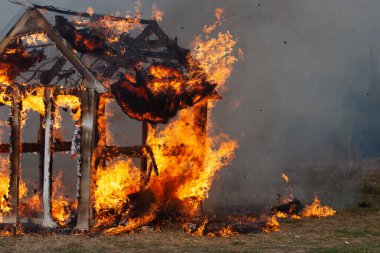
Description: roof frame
xmin=0 ymin=7 xmax=107 ymax=93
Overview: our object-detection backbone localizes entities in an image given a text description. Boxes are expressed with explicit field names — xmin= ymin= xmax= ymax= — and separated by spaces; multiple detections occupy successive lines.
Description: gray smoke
xmin=1 ymin=0 xmax=379 ymax=211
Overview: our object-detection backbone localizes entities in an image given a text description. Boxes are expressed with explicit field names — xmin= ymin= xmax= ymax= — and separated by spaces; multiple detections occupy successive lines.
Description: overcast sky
xmin=1 ymin=0 xmax=380 ymax=209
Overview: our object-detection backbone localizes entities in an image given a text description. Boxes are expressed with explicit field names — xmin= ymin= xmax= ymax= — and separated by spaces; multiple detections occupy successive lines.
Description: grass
xmin=0 ymin=160 xmax=379 ymax=252
xmin=0 ymin=209 xmax=379 ymax=252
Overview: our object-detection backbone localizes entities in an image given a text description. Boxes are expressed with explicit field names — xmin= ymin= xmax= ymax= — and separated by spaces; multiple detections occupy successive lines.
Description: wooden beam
xmin=40 ymin=57 xmax=67 ymax=85
xmin=75 ymin=87 xmax=95 ymax=230
xmin=42 ymin=87 xmax=57 ymax=228
xmin=0 ymin=142 xmax=71 ymax=153
xmin=140 ymin=121 xmax=148 ymax=185
xmin=3 ymin=89 xmax=21 ymax=224
xmin=38 ymin=114 xmax=44 ymax=198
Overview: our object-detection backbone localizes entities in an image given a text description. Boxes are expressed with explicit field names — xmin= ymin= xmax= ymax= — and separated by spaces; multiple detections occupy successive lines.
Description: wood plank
xmin=141 ymin=121 xmax=148 ymax=185
xmin=75 ymin=88 xmax=95 ymax=230
xmin=38 ymin=114 xmax=44 ymax=198
xmin=40 ymin=57 xmax=67 ymax=85
xmin=3 ymin=89 xmax=21 ymax=224
xmin=42 ymin=87 xmax=57 ymax=228
xmin=0 ymin=142 xmax=71 ymax=153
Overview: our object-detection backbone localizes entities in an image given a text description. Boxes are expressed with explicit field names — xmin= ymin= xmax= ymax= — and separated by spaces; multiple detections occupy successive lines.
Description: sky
xmin=1 ymin=0 xmax=380 ymax=210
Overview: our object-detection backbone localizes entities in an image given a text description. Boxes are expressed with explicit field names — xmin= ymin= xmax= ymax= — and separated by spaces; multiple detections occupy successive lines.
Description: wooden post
xmin=3 ymin=88 xmax=21 ymax=224
xmin=140 ymin=121 xmax=148 ymax=186
xmin=75 ymin=88 xmax=95 ymax=230
xmin=38 ymin=114 xmax=45 ymax=199
xmin=42 ymin=87 xmax=57 ymax=228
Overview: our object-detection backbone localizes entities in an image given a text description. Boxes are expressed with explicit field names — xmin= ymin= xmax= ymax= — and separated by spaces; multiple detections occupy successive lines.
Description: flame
xmin=75 ymin=33 xmax=104 ymax=53
xmin=22 ymin=33 xmax=48 ymax=46
xmin=302 ymin=195 xmax=336 ymax=218
xmin=94 ymin=159 xmax=140 ymax=216
xmin=203 ymin=8 xmax=224 ymax=34
xmin=282 ymin=173 xmax=289 ymax=183
xmin=147 ymin=65 xmax=186 ymax=94
xmin=263 ymin=215 xmax=280 ymax=233
xmin=147 ymin=108 xmax=238 ymax=214
xmin=190 ymin=8 xmax=238 ymax=90
xmin=54 ymin=94 xmax=81 ymax=121
xmin=20 ymin=194 xmax=42 ymax=218
xmin=275 ymin=211 xmax=288 ymax=218
xmin=0 ymin=224 xmax=25 ymax=237
xmin=151 ymin=4 xmax=164 ymax=21
xmin=104 ymin=205 xmax=157 ymax=235
xmin=192 ymin=218 xmax=208 ymax=236
xmin=92 ymin=7 xmax=239 ymax=230
xmin=22 ymin=88 xmax=45 ymax=115
xmin=52 ymin=172 xmax=77 ymax=226
xmin=0 ymin=157 xmax=27 ymax=219
xmin=207 ymin=225 xmax=238 ymax=238
xmin=0 ymin=63 xmax=11 ymax=87
xmin=75 ymin=6 xmax=142 ymax=38
xmin=87 ymin=6 xmax=95 ymax=16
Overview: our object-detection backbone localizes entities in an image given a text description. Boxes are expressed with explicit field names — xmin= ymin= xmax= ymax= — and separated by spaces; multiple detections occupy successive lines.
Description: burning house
xmin=0 ymin=1 xmax=239 ymax=234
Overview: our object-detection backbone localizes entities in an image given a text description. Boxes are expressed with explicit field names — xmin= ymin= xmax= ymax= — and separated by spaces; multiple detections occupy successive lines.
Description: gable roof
xmin=0 ymin=7 xmax=107 ymax=93
xmin=0 ymin=5 xmax=216 ymax=123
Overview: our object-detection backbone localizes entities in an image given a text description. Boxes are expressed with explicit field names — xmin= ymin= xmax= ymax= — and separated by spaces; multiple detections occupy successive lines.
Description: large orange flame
xmin=302 ymin=195 xmax=336 ymax=218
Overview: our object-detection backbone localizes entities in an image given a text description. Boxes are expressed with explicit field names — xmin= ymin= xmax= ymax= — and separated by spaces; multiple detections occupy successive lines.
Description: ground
xmin=0 ymin=209 xmax=379 ymax=252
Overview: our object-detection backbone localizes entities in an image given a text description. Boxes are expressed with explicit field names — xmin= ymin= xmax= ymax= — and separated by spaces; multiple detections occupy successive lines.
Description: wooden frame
xmin=0 ymin=6 xmax=209 ymax=230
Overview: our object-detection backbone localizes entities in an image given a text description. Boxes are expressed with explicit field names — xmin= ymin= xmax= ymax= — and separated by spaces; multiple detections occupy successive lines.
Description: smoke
xmin=1 ymin=0 xmax=380 ymax=210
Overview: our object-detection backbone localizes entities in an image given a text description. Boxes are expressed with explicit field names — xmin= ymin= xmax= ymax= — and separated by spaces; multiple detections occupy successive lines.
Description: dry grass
xmin=0 ymin=209 xmax=379 ymax=253
xmin=0 ymin=160 xmax=379 ymax=252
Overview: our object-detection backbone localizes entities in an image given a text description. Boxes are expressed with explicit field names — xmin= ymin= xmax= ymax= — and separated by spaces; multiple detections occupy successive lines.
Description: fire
xmin=94 ymin=160 xmax=140 ymax=217
xmin=151 ymin=4 xmax=164 ymax=21
xmin=147 ymin=65 xmax=186 ymax=94
xmin=54 ymin=94 xmax=81 ymax=125
xmin=207 ymin=225 xmax=238 ymax=238
xmin=87 ymin=6 xmax=95 ymax=16
xmin=190 ymin=8 xmax=238 ymax=90
xmin=22 ymin=33 xmax=48 ymax=46
xmin=275 ymin=211 xmax=288 ymax=218
xmin=203 ymin=8 xmax=224 ymax=34
xmin=52 ymin=172 xmax=77 ymax=226
xmin=22 ymin=88 xmax=45 ymax=123
xmin=0 ymin=63 xmax=11 ymax=87
xmin=104 ymin=205 xmax=158 ymax=235
xmin=263 ymin=215 xmax=280 ymax=233
xmin=75 ymin=6 xmax=142 ymax=37
xmin=282 ymin=173 xmax=289 ymax=183
xmin=302 ymin=195 xmax=336 ymax=218
xmin=147 ymin=109 xmax=238 ymax=214
xmin=0 ymin=157 xmax=27 ymax=219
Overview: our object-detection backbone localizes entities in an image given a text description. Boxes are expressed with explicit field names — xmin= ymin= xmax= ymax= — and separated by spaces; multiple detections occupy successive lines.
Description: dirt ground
xmin=0 ymin=209 xmax=379 ymax=253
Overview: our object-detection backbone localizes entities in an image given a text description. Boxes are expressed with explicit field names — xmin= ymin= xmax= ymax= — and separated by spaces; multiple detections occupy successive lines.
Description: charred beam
xmin=40 ymin=57 xmax=67 ymax=85
xmin=0 ymin=142 xmax=71 ymax=153
xmin=3 ymin=89 xmax=21 ymax=224
xmin=141 ymin=121 xmax=148 ymax=185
